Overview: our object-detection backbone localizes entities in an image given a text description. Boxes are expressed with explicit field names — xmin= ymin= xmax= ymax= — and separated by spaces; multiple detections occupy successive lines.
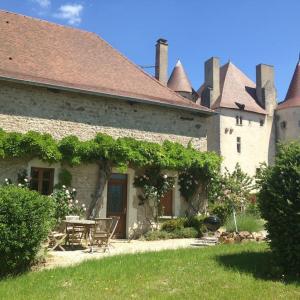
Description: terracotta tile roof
xmin=277 ymin=61 xmax=300 ymax=110
xmin=0 ymin=10 xmax=212 ymax=114
xmin=198 ymin=62 xmax=266 ymax=114
xmin=167 ymin=60 xmax=192 ymax=93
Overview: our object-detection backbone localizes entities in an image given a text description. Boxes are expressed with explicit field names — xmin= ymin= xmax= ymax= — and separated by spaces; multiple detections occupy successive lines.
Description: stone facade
xmin=0 ymin=81 xmax=207 ymax=150
xmin=0 ymin=79 xmax=208 ymax=238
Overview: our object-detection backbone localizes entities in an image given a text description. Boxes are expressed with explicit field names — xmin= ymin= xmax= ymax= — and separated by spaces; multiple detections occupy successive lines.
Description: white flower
xmin=163 ymin=174 xmax=168 ymax=179
xmin=82 ymin=203 xmax=85 ymax=207
xmin=72 ymin=188 xmax=76 ymax=192
xmin=69 ymin=199 xmax=73 ymax=203
xmin=24 ymin=178 xmax=28 ymax=183
xmin=66 ymin=190 xmax=70 ymax=195
xmin=75 ymin=200 xmax=78 ymax=204
xmin=62 ymin=185 xmax=66 ymax=189
xmin=5 ymin=178 xmax=8 ymax=182
xmin=18 ymin=183 xmax=22 ymax=187
xmin=83 ymin=207 xmax=87 ymax=211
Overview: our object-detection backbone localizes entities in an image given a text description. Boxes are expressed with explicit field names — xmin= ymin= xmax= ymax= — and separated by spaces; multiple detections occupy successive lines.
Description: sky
xmin=1 ymin=0 xmax=299 ymax=100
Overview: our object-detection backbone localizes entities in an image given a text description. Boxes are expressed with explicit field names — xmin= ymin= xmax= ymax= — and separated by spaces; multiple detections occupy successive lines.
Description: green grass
xmin=225 ymin=213 xmax=265 ymax=233
xmin=0 ymin=243 xmax=299 ymax=299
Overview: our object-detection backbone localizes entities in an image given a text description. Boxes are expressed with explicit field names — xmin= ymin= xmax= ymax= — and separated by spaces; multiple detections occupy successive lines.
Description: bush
xmin=224 ymin=213 xmax=264 ymax=233
xmin=160 ymin=218 xmax=185 ymax=232
xmin=210 ymin=204 xmax=231 ymax=225
xmin=257 ymin=142 xmax=300 ymax=275
xmin=172 ymin=227 xmax=198 ymax=238
xmin=144 ymin=227 xmax=198 ymax=241
xmin=184 ymin=215 xmax=206 ymax=233
xmin=0 ymin=185 xmax=55 ymax=276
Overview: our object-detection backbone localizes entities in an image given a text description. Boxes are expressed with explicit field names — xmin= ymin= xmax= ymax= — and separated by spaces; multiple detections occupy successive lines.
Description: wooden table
xmin=63 ymin=220 xmax=96 ymax=252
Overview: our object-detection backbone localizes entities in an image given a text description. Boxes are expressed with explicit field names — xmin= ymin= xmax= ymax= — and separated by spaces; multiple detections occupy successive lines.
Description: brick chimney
xmin=155 ymin=38 xmax=168 ymax=85
xmin=202 ymin=57 xmax=220 ymax=108
xmin=256 ymin=64 xmax=277 ymax=115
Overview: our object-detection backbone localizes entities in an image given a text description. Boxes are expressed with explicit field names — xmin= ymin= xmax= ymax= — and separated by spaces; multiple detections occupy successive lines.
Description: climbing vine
xmin=0 ymin=128 xmax=221 ymax=216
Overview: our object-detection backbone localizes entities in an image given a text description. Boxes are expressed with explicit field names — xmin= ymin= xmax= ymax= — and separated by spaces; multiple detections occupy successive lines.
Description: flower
xmin=62 ymin=185 xmax=66 ymax=189
xmin=75 ymin=200 xmax=78 ymax=204
xmin=82 ymin=203 xmax=85 ymax=207
xmin=72 ymin=188 xmax=76 ymax=192
xmin=163 ymin=174 xmax=168 ymax=179
xmin=18 ymin=183 xmax=22 ymax=187
xmin=83 ymin=207 xmax=87 ymax=211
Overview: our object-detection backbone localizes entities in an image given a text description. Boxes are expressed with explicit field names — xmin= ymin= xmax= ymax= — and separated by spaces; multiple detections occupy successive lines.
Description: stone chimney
xmin=202 ymin=57 xmax=220 ymax=108
xmin=256 ymin=64 xmax=277 ymax=115
xmin=155 ymin=38 xmax=168 ymax=85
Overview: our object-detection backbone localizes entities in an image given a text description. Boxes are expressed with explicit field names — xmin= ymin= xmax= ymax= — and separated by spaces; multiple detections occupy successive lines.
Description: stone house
xmin=0 ymin=11 xmax=213 ymax=238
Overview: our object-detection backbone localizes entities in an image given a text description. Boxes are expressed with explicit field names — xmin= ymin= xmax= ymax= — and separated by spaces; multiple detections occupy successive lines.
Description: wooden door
xmin=160 ymin=190 xmax=173 ymax=216
xmin=107 ymin=174 xmax=127 ymax=238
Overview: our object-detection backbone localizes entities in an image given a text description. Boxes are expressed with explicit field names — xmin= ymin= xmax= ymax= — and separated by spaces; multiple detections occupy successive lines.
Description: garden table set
xmin=48 ymin=216 xmax=119 ymax=253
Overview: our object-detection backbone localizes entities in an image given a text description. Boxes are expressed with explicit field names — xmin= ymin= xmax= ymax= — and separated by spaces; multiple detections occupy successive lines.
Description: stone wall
xmin=0 ymin=80 xmax=207 ymax=150
xmin=276 ymin=107 xmax=300 ymax=142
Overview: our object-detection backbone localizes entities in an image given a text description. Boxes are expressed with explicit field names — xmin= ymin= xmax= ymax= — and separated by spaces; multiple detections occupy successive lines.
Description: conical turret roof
xmin=277 ymin=60 xmax=300 ymax=110
xmin=167 ymin=60 xmax=192 ymax=93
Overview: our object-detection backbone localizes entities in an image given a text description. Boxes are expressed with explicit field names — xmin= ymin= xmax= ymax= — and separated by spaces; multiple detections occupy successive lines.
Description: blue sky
xmin=1 ymin=0 xmax=299 ymax=100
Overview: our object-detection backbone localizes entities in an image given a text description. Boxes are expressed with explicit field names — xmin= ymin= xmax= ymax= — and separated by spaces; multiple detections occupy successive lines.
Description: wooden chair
xmin=92 ymin=217 xmax=119 ymax=252
xmin=48 ymin=231 xmax=66 ymax=251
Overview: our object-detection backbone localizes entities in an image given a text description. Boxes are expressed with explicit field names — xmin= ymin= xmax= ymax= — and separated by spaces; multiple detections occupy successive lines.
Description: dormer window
xmin=236 ymin=116 xmax=243 ymax=126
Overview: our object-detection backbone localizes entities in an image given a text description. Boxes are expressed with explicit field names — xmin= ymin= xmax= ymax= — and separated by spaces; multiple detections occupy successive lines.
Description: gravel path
xmin=45 ymin=238 xmax=201 ymax=269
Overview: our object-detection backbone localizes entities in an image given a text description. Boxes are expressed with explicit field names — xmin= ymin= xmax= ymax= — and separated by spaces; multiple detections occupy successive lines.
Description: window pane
xmin=30 ymin=179 xmax=39 ymax=191
xmin=42 ymin=180 xmax=51 ymax=195
xmin=107 ymin=185 xmax=124 ymax=213
xmin=31 ymin=169 xmax=39 ymax=180
xmin=43 ymin=170 xmax=52 ymax=180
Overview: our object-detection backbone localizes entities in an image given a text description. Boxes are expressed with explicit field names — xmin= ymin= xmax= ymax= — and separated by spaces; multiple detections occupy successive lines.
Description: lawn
xmin=0 ymin=243 xmax=299 ymax=300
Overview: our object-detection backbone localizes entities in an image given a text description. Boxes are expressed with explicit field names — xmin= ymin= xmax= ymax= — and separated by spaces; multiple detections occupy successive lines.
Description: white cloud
xmin=54 ymin=4 xmax=83 ymax=25
xmin=32 ymin=0 xmax=51 ymax=8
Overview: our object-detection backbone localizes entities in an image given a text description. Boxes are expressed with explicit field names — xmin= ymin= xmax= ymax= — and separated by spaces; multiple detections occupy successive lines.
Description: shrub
xmin=184 ymin=215 xmax=206 ymax=233
xmin=0 ymin=185 xmax=55 ymax=276
xmin=144 ymin=230 xmax=171 ymax=241
xmin=144 ymin=227 xmax=199 ymax=241
xmin=210 ymin=204 xmax=231 ymax=225
xmin=51 ymin=186 xmax=86 ymax=224
xmin=224 ymin=213 xmax=264 ymax=233
xmin=160 ymin=218 xmax=185 ymax=232
xmin=172 ymin=227 xmax=198 ymax=238
xmin=257 ymin=142 xmax=300 ymax=275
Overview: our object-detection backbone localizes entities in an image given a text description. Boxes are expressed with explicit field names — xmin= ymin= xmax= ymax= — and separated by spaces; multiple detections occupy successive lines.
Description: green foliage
xmin=183 ymin=215 xmax=206 ymax=234
xmin=257 ymin=142 xmax=300 ymax=275
xmin=0 ymin=185 xmax=55 ymax=276
xmin=225 ymin=213 xmax=264 ymax=233
xmin=0 ymin=128 xmax=221 ymax=179
xmin=134 ymin=168 xmax=175 ymax=220
xmin=161 ymin=218 xmax=185 ymax=232
xmin=208 ymin=163 xmax=254 ymax=211
xmin=51 ymin=187 xmax=86 ymax=224
xmin=144 ymin=227 xmax=198 ymax=240
xmin=58 ymin=169 xmax=72 ymax=187
xmin=210 ymin=204 xmax=232 ymax=225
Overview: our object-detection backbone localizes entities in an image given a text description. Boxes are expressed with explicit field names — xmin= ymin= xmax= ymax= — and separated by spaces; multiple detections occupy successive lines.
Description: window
xmin=280 ymin=121 xmax=287 ymax=129
xmin=260 ymin=119 xmax=264 ymax=127
xmin=30 ymin=167 xmax=54 ymax=195
xmin=237 ymin=137 xmax=241 ymax=153
xmin=236 ymin=116 xmax=243 ymax=126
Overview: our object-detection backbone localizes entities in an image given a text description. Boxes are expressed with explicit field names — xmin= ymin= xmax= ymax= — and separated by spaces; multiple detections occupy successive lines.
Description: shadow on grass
xmin=216 ymin=250 xmax=300 ymax=285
